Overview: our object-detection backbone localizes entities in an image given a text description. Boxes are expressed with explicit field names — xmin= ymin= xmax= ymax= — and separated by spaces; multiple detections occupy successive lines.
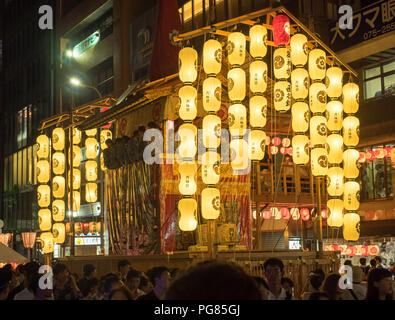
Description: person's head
xmin=263 ymin=258 xmax=284 ymax=286
xmin=352 ymin=266 xmax=364 ymax=284
xmin=359 ymin=257 xmax=367 ymax=266
xmin=165 ymin=261 xmax=261 ymax=300
xmin=138 ymin=126 xmax=146 ymax=138
xmin=103 ymin=274 xmax=122 ymax=299
xmin=139 ymin=273 xmax=152 ymax=294
xmin=126 ymin=269 xmax=141 ymax=292
xmin=118 ymin=260 xmax=131 ymax=277
xmin=309 ymin=269 xmax=325 ymax=291
xmin=147 ymin=121 xmax=159 ymax=129
xmin=374 ymin=256 xmax=382 ymax=265
xmin=370 ymin=259 xmax=377 ymax=268
xmin=322 ymin=274 xmax=343 ymax=300
xmin=253 ymin=276 xmax=269 ymax=300
xmin=281 ymin=277 xmax=294 ymax=295
xmin=53 ymin=263 xmax=70 ymax=283
xmin=366 ymin=268 xmax=393 ymax=300
xmin=146 ymin=266 xmax=171 ymax=292
xmin=109 ymin=288 xmax=133 ymax=300
xmin=105 ymin=139 xmax=114 ymax=148
xmin=344 ymin=260 xmax=352 ymax=266
xmin=309 ymin=292 xmax=330 ymax=300
xmin=83 ymin=264 xmax=96 ymax=279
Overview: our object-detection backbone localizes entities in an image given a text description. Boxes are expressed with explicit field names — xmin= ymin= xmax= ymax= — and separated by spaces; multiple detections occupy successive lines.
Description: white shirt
xmin=14 ymin=288 xmax=34 ymax=300
xmin=267 ymin=287 xmax=295 ymax=300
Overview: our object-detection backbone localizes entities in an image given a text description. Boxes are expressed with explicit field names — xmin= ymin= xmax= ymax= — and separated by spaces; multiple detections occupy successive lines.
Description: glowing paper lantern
xmin=291 ymin=68 xmax=309 ymax=99
xmin=280 ymin=147 xmax=287 ymax=155
xmin=203 ymin=115 xmax=221 ymax=149
xmin=292 ymin=102 xmax=309 ymax=133
xmin=281 ymin=207 xmax=290 ymax=220
xmin=327 ymin=167 xmax=344 ymax=196
xmin=321 ymin=209 xmax=328 ymax=219
xmin=52 ymin=176 xmax=65 ymax=199
xmin=179 ymin=85 xmax=197 ymax=120
xmin=85 ymin=160 xmax=98 ymax=182
xmin=250 ymin=60 xmax=267 ymax=94
xmin=343 ymin=213 xmax=360 ymax=241
xmin=291 ymin=208 xmax=300 ymax=220
xmin=326 ymin=67 xmax=343 ymax=98
xmin=343 ymin=83 xmax=359 ymax=114
xmin=70 ymin=145 xmax=81 ymax=167
xmin=203 ymin=77 xmax=221 ymax=112
xmin=100 ymin=130 xmax=112 ymax=150
xmin=344 ymin=181 xmax=360 ymax=210
xmin=37 ymin=185 xmax=51 ymax=208
xmin=202 ymin=188 xmax=220 ymax=220
xmin=230 ymin=138 xmax=249 ymax=171
xmin=227 ymin=32 xmax=246 ymax=66
xmin=178 ymin=198 xmax=197 ymax=231
xmin=202 ymin=152 xmax=220 ymax=185
xmin=309 ymin=82 xmax=327 ymax=113
xmin=292 ymin=135 xmax=309 ymax=164
xmin=273 ymin=48 xmax=291 ymax=79
xmin=52 ymin=128 xmax=65 ymax=151
xmin=68 ymin=191 xmax=81 ymax=211
xmin=374 ymin=148 xmax=385 ymax=159
xmin=179 ymin=47 xmax=198 ymax=83
xmin=309 ymin=49 xmax=326 ymax=80
xmin=250 ymin=24 xmax=267 ymax=59
xmin=301 ymin=208 xmax=310 ymax=221
xmin=203 ymin=39 xmax=222 ymax=75
xmin=37 ymin=135 xmax=50 ymax=159
xmin=40 ymin=232 xmax=54 ymax=254
xmin=343 ymin=149 xmax=360 ymax=179
xmin=85 ymin=183 xmax=98 ymax=203
xmin=249 ymin=130 xmax=266 ymax=161
xmin=263 ymin=210 xmax=271 ymax=220
xmin=37 ymin=160 xmax=50 ymax=183
xmin=327 ymin=134 xmax=343 ymax=164
xmin=282 ymin=138 xmax=291 ymax=148
xmin=274 ymin=81 xmax=291 ymax=112
xmin=85 ymin=128 xmax=97 ymax=137
xmin=343 ymin=116 xmax=360 ymax=147
xmin=85 ymin=137 xmax=98 ymax=159
xmin=271 ymin=207 xmax=281 ymax=220
xmin=52 ymin=152 xmax=65 ymax=175
xmin=290 ymin=33 xmax=308 ymax=66
xmin=178 ymin=124 xmax=197 ymax=159
xmin=22 ymin=232 xmax=36 ymax=249
xmin=228 ymin=104 xmax=247 ymax=136
xmin=310 ymin=115 xmax=327 ymax=146
xmin=358 ymin=152 xmax=366 ymax=163
xmin=326 ymin=100 xmax=343 ymax=132
xmin=68 ymin=168 xmax=81 ymax=190
xmin=228 ymin=68 xmax=246 ymax=101
xmin=178 ymin=161 xmax=197 ymax=195
xmin=53 ymin=223 xmax=65 ymax=244
xmin=272 ymin=137 xmax=281 ymax=147
xmin=249 ymin=96 xmax=267 ymax=128
xmin=271 ymin=146 xmax=279 ymax=154
xmin=72 ymin=128 xmax=82 ymax=145
xmin=52 ymin=200 xmax=65 ymax=222
xmin=311 ymin=147 xmax=328 ymax=176
xmin=272 ymin=15 xmax=290 ymax=46
xmin=38 ymin=209 xmax=52 ymax=231
xmin=327 ymin=199 xmax=344 ymax=227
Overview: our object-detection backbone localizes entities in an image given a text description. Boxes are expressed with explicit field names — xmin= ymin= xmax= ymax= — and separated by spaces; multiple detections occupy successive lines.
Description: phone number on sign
xmin=364 ymin=22 xmax=395 ymax=40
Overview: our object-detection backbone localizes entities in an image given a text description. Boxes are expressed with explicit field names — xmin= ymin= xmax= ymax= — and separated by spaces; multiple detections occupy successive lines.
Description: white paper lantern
xmin=327 ymin=134 xmax=343 ymax=164
xmin=343 ymin=116 xmax=359 ymax=147
xmin=52 ymin=152 xmax=65 ymax=175
xmin=326 ymin=67 xmax=343 ymax=98
xmin=68 ymin=168 xmax=81 ymax=190
xmin=85 ymin=160 xmax=98 ymax=181
xmin=85 ymin=183 xmax=98 ymax=203
xmin=292 ymin=135 xmax=309 ymax=164
xmin=343 ymin=212 xmax=360 ymax=241
xmin=85 ymin=128 xmax=97 ymax=137
xmin=291 ymin=68 xmax=309 ymax=100
xmin=228 ymin=104 xmax=247 ymax=136
xmin=178 ymin=124 xmax=197 ymax=159
xmin=53 ymin=223 xmax=66 ymax=244
xmin=290 ymin=33 xmax=308 ymax=67
xmin=309 ymin=82 xmax=327 ymax=113
xmin=69 ymin=145 xmax=81 ymax=167
xmin=343 ymin=83 xmax=359 ymax=114
xmin=327 ymin=167 xmax=344 ymax=196
xmin=228 ymin=68 xmax=246 ymax=101
xmin=37 ymin=160 xmax=50 ymax=183
xmin=249 ymin=130 xmax=266 ymax=161
xmin=291 ymin=102 xmax=309 ymax=133
xmin=178 ymin=161 xmax=197 ymax=195
xmin=249 ymin=25 xmax=267 ymax=59
xmin=326 ymin=100 xmax=343 ymax=132
xmin=179 ymin=47 xmax=198 ymax=83
xmin=178 ymin=198 xmax=197 ymax=231
xmin=202 ymin=77 xmax=221 ymax=112
xmin=37 ymin=185 xmax=51 ymax=208
xmin=202 ymin=152 xmax=220 ymax=185
xmin=227 ymin=32 xmax=246 ymax=66
xmin=249 ymin=96 xmax=267 ymax=128
xmin=203 ymin=39 xmax=222 ymax=75
xmin=203 ymin=115 xmax=221 ymax=149
xmin=309 ymin=49 xmax=326 ymax=80
xmin=343 ymin=149 xmax=360 ymax=179
xmin=52 ymin=128 xmax=65 ymax=151
xmin=230 ymin=138 xmax=249 ymax=171
xmin=38 ymin=209 xmax=52 ymax=231
xmin=52 ymin=200 xmax=65 ymax=222
xmin=37 ymin=135 xmax=50 ymax=159
xmin=202 ymin=188 xmax=220 ymax=220
xmin=344 ymin=181 xmax=360 ymax=211
xmin=85 ymin=137 xmax=98 ymax=159
xmin=52 ymin=176 xmax=65 ymax=199
xmin=250 ymin=60 xmax=267 ymax=94
xmin=273 ymin=81 xmax=291 ymax=113
xmin=311 ymin=147 xmax=328 ymax=177
xmin=72 ymin=128 xmax=82 ymax=145
xmin=68 ymin=191 xmax=80 ymax=211
xmin=310 ymin=115 xmax=327 ymax=146
xmin=273 ymin=47 xmax=291 ymax=79
xmin=179 ymin=85 xmax=197 ymax=121
xmin=40 ymin=232 xmax=54 ymax=254
xmin=100 ymin=130 xmax=112 ymax=150
xmin=327 ymin=199 xmax=344 ymax=227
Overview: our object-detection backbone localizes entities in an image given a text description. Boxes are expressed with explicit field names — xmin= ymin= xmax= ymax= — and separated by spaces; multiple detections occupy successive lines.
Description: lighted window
xmin=363 ymin=59 xmax=395 ymax=99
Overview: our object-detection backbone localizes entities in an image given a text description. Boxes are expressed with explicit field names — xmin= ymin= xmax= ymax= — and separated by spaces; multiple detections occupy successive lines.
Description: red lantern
xmin=281 ymin=207 xmax=290 ymax=220
xmin=321 ymin=209 xmax=328 ymax=219
xmin=368 ymin=245 xmax=379 ymax=256
xmin=332 ymin=244 xmax=338 ymax=252
xmin=361 ymin=246 xmax=369 ymax=256
xmin=263 ymin=210 xmax=271 ymax=220
xmin=82 ymin=223 xmax=90 ymax=235
xmin=345 ymin=246 xmax=353 ymax=256
xmin=272 ymin=15 xmax=291 ymax=46
xmin=338 ymin=245 xmax=347 ymax=254
xmin=359 ymin=152 xmax=366 ymax=163
xmin=384 ymin=147 xmax=392 ymax=157
xmin=365 ymin=151 xmax=374 ymax=161
xmin=300 ymin=208 xmax=309 ymax=217
xmin=280 ymin=147 xmax=287 ymax=155
xmin=287 ymin=147 xmax=293 ymax=155
xmin=22 ymin=232 xmax=36 ymax=249
xmin=272 ymin=137 xmax=281 ymax=146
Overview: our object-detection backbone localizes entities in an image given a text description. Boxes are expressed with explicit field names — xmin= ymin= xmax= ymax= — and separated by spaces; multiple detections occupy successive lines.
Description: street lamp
xmin=69 ymin=77 xmax=102 ymax=98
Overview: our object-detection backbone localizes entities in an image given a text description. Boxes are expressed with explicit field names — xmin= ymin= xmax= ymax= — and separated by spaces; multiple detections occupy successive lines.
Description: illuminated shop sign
xmin=324 ymin=244 xmax=380 ymax=256
xmin=75 ymin=237 xmax=101 ymax=246
xmin=73 ymin=31 xmax=100 ymax=57
xmin=289 ymin=237 xmax=302 ymax=250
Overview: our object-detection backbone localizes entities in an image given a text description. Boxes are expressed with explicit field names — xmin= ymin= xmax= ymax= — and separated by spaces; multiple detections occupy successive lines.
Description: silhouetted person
xmin=127 ymin=130 xmax=140 ymax=163
xmin=103 ymin=139 xmax=121 ymax=169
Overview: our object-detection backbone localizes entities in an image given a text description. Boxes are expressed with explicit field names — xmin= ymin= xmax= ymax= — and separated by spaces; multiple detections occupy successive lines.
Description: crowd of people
xmin=0 ymin=256 xmax=393 ymax=300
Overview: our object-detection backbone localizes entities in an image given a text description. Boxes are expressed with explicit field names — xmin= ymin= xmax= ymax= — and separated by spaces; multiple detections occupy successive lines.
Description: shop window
xmin=363 ymin=59 xmax=395 ymax=100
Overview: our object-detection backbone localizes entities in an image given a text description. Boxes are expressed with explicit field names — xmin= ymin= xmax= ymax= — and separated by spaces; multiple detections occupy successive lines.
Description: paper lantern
xmin=179 ymin=47 xmax=198 ymax=83
xmin=311 ymin=147 xmax=328 ymax=176
xmin=72 ymin=128 xmax=82 ymax=145
xmin=273 ymin=48 xmax=291 ymax=79
xmin=52 ymin=152 xmax=65 ymax=175
xmin=202 ymin=77 xmax=221 ymax=112
xmin=100 ymin=130 xmax=112 ymax=150
xmin=263 ymin=210 xmax=271 ymax=220
xmin=203 ymin=39 xmax=222 ymax=75
xmin=290 ymin=33 xmax=308 ymax=66
xmin=344 ymin=181 xmax=360 ymax=210
xmin=85 ymin=128 xmax=97 ymax=137
xmin=52 ymin=128 xmax=65 ymax=151
xmin=365 ymin=150 xmax=375 ymax=161
xmin=40 ymin=232 xmax=54 ymax=254
xmin=281 ymin=207 xmax=290 ymax=220
xmin=230 ymin=138 xmax=249 ymax=171
xmin=68 ymin=191 xmax=81 ymax=211
xmin=249 ymin=130 xmax=266 ymax=161
xmin=228 ymin=68 xmax=246 ymax=101
xmin=22 ymin=232 xmax=36 ymax=249
xmin=274 ymin=81 xmax=291 ymax=112
xmin=287 ymin=147 xmax=293 ymax=155
xmin=270 ymin=146 xmax=279 ymax=154
xmin=85 ymin=137 xmax=98 ymax=159
xmin=301 ymin=208 xmax=310 ymax=221
xmin=178 ymin=198 xmax=197 ymax=231
xmin=272 ymin=15 xmax=290 ymax=46
xmin=309 ymin=82 xmax=327 ymax=113
xmin=374 ymin=148 xmax=385 ymax=159
xmin=37 ymin=185 xmax=51 ymax=208
xmin=85 ymin=160 xmax=98 ymax=182
xmin=343 ymin=83 xmax=359 ymax=114
xmin=52 ymin=176 xmax=65 ymax=199
xmin=343 ymin=213 xmax=360 ymax=241
xmin=326 ymin=100 xmax=343 ymax=132
xmin=309 ymin=49 xmax=326 ymax=80
xmin=250 ymin=60 xmax=267 ymax=94
xmin=326 ymin=67 xmax=343 ymax=98
xmin=327 ymin=134 xmax=343 ymax=164
xmin=53 ymin=223 xmax=65 ymax=244
xmin=280 ymin=147 xmax=287 ymax=155
xmin=202 ymin=152 xmax=220 ymax=185
xmin=202 ymin=188 xmax=220 ymax=220
xmin=203 ymin=115 xmax=221 ymax=149
xmin=292 ymin=102 xmax=309 ymax=133
xmin=327 ymin=167 xmax=344 ymax=196
xmin=282 ymin=138 xmax=291 ymax=148
xmin=85 ymin=183 xmax=98 ymax=203
xmin=327 ymin=199 xmax=344 ymax=227
xmin=249 ymin=96 xmax=267 ymax=128
xmin=178 ymin=124 xmax=197 ymax=159
xmin=227 ymin=32 xmax=246 ymax=66
xmin=384 ymin=147 xmax=392 ymax=158
xmin=36 ymin=135 xmax=50 ymax=159
xmin=179 ymin=85 xmax=197 ymax=120
xmin=178 ymin=161 xmax=197 ymax=195
xmin=69 ymin=145 xmax=81 ymax=167
xmin=38 ymin=209 xmax=52 ymax=231
xmin=272 ymin=137 xmax=281 ymax=147
xmin=228 ymin=104 xmax=247 ymax=136
xmin=52 ymin=200 xmax=65 ymax=222
xmin=343 ymin=149 xmax=360 ymax=179
xmin=250 ymin=24 xmax=267 ymax=59
xmin=321 ymin=209 xmax=328 ymax=219
xmin=291 ymin=68 xmax=309 ymax=99
xmin=358 ymin=152 xmax=366 ymax=163
xmin=37 ymin=160 xmax=50 ymax=183
xmin=292 ymin=135 xmax=309 ymax=164
xmin=290 ymin=208 xmax=300 ymax=220
xmin=68 ymin=168 xmax=81 ymax=190
xmin=343 ymin=116 xmax=359 ymax=147
xmin=271 ymin=207 xmax=281 ymax=220
xmin=310 ymin=115 xmax=327 ymax=146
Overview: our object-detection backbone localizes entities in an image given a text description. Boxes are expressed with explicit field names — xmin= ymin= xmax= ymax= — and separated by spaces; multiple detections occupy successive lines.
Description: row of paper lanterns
xmin=324 ymin=244 xmax=379 ymax=257
xmin=253 ymin=207 xmax=329 ymax=221
xmin=359 ymin=147 xmax=395 ymax=162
